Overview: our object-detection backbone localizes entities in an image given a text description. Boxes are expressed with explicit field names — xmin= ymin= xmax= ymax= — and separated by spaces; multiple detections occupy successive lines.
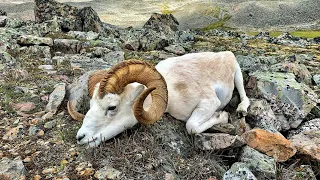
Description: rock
xmin=242 ymin=128 xmax=296 ymax=162
xmin=246 ymin=98 xmax=286 ymax=132
xmin=38 ymin=65 xmax=54 ymax=71
xmin=94 ymin=166 xmax=121 ymax=180
xmin=2 ymin=125 xmax=24 ymax=141
xmin=29 ymin=126 xmax=44 ymax=137
xmin=103 ymin=51 xmax=124 ymax=64
xmin=223 ymin=162 xmax=257 ymax=180
xmin=34 ymin=0 xmax=105 ymax=34
xmin=9 ymin=102 xmax=35 ymax=112
xmin=139 ymin=29 xmax=170 ymax=51
xmin=247 ymin=72 xmax=319 ymax=128
xmin=61 ymin=54 xmax=111 ymax=71
xmin=236 ymin=55 xmax=276 ymax=72
xmin=239 ymin=146 xmax=276 ymax=180
xmin=0 ymin=157 xmax=27 ymax=179
xmin=53 ymin=39 xmax=83 ymax=54
xmin=209 ymin=123 xmax=235 ymax=134
xmin=313 ymin=74 xmax=320 ymax=86
xmin=0 ymin=51 xmax=19 ymax=70
xmin=67 ymin=31 xmax=99 ymax=41
xmin=234 ymin=117 xmax=251 ymax=136
xmin=42 ymin=167 xmax=57 ymax=174
xmin=14 ymin=45 xmax=52 ymax=66
xmin=271 ymin=62 xmax=312 ymax=84
xmin=0 ymin=16 xmax=7 ymax=27
xmin=288 ymin=118 xmax=320 ymax=137
xmin=0 ymin=9 xmax=6 ymax=16
xmin=195 ymin=133 xmax=245 ymax=150
xmin=45 ymin=83 xmax=66 ymax=114
xmin=44 ymin=120 xmax=57 ymax=129
xmin=143 ymin=13 xmax=179 ymax=32
xmin=164 ymin=44 xmax=186 ymax=55
xmin=17 ymin=35 xmax=53 ymax=46
xmin=5 ymin=18 xmax=25 ymax=28
xmin=289 ymin=130 xmax=320 ymax=161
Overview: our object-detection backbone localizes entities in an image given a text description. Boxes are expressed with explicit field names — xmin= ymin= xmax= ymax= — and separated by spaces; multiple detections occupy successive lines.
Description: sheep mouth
xmin=78 ymin=137 xmax=98 ymax=145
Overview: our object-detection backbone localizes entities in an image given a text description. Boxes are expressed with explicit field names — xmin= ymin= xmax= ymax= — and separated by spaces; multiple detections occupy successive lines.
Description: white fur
xmin=76 ymin=51 xmax=250 ymax=147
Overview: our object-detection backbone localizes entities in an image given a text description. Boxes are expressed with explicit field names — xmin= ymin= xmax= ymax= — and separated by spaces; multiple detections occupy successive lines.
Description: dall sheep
xmin=68 ymin=51 xmax=250 ymax=147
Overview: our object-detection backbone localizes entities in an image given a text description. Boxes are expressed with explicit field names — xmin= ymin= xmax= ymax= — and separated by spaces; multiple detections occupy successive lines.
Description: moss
xmin=202 ymin=14 xmax=232 ymax=31
xmin=157 ymin=2 xmax=176 ymax=14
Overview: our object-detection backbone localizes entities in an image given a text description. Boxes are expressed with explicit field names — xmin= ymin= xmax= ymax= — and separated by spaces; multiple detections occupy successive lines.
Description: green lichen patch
xmin=201 ymin=15 xmax=232 ymax=31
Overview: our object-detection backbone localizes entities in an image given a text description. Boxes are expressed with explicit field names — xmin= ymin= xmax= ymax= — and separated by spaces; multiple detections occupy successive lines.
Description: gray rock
xmin=45 ymin=83 xmax=66 ymax=114
xmin=313 ymin=74 xmax=320 ymax=86
xmin=0 ymin=51 xmax=19 ymax=70
xmin=53 ymin=39 xmax=83 ymax=54
xmin=288 ymin=118 xmax=320 ymax=138
xmin=143 ymin=13 xmax=179 ymax=32
xmin=271 ymin=62 xmax=312 ymax=84
xmin=67 ymin=31 xmax=99 ymax=41
xmin=239 ymin=146 xmax=277 ymax=180
xmin=67 ymin=71 xmax=94 ymax=111
xmin=0 ymin=16 xmax=7 ymax=27
xmin=17 ymin=35 xmax=53 ymax=46
xmin=28 ymin=126 xmax=40 ymax=136
xmin=164 ymin=44 xmax=186 ymax=55
xmin=248 ymin=72 xmax=319 ymax=128
xmin=246 ymin=98 xmax=285 ymax=132
xmin=210 ymin=123 xmax=236 ymax=134
xmin=94 ymin=166 xmax=121 ymax=180
xmin=223 ymin=162 xmax=257 ymax=180
xmin=5 ymin=18 xmax=25 ymax=28
xmin=236 ymin=55 xmax=276 ymax=72
xmin=0 ymin=157 xmax=26 ymax=179
xmin=195 ymin=133 xmax=245 ymax=150
xmin=62 ymin=54 xmax=111 ymax=72
xmin=103 ymin=51 xmax=124 ymax=65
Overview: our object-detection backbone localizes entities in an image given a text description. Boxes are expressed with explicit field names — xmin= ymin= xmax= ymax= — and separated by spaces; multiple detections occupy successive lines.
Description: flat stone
xmin=195 ymin=133 xmax=245 ymax=150
xmin=242 ymin=128 xmax=296 ymax=162
xmin=17 ymin=35 xmax=53 ymax=46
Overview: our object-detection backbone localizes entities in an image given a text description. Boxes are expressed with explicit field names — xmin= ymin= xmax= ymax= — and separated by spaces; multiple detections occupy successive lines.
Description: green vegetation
xmin=157 ymin=1 xmax=176 ymax=14
xmin=202 ymin=14 xmax=232 ymax=31
xmin=246 ymin=30 xmax=320 ymax=38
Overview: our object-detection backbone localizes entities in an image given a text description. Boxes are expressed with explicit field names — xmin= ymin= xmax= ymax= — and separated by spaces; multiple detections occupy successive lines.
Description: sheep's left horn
xmin=98 ymin=60 xmax=168 ymax=125
xmin=67 ymin=101 xmax=85 ymax=121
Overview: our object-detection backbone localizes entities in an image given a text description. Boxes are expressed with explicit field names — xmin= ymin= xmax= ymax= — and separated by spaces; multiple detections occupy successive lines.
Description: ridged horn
xmin=98 ymin=60 xmax=168 ymax=125
xmin=67 ymin=70 xmax=109 ymax=121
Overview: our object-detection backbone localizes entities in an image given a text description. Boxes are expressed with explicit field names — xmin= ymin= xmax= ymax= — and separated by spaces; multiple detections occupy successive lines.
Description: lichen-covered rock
xmin=45 ymin=83 xmax=66 ymax=114
xmin=67 ymin=31 xmax=99 ymax=41
xmin=313 ymin=74 xmax=320 ymax=86
xmin=236 ymin=55 xmax=277 ymax=72
xmin=143 ymin=13 xmax=179 ymax=32
xmin=239 ymin=146 xmax=276 ymax=180
xmin=247 ymin=72 xmax=319 ymax=128
xmin=273 ymin=32 xmax=309 ymax=48
xmin=17 ymin=35 xmax=53 ymax=46
xmin=223 ymin=162 xmax=257 ymax=180
xmin=288 ymin=118 xmax=320 ymax=137
xmin=247 ymin=98 xmax=289 ymax=132
xmin=289 ymin=130 xmax=320 ymax=161
xmin=195 ymin=133 xmax=245 ymax=150
xmin=242 ymin=128 xmax=296 ymax=162
xmin=53 ymin=39 xmax=83 ymax=54
xmin=164 ymin=44 xmax=186 ymax=55
xmin=0 ymin=157 xmax=26 ymax=179
xmin=271 ymin=62 xmax=312 ymax=84
xmin=0 ymin=51 xmax=19 ymax=70
xmin=209 ymin=123 xmax=235 ymax=134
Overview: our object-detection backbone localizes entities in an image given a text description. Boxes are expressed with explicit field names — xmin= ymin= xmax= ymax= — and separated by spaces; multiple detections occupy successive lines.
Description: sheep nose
xmin=77 ymin=134 xmax=86 ymax=142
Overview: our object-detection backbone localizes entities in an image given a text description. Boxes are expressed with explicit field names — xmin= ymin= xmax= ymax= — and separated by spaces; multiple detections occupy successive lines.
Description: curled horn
xmin=99 ymin=60 xmax=168 ymax=125
xmin=67 ymin=70 xmax=108 ymax=121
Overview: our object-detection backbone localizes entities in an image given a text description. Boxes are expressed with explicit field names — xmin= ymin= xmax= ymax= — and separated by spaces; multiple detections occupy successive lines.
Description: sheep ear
xmin=124 ymin=84 xmax=145 ymax=102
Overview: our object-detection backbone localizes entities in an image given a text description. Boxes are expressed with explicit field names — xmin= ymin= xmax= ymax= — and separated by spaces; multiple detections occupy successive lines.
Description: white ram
xmin=68 ymin=51 xmax=250 ymax=147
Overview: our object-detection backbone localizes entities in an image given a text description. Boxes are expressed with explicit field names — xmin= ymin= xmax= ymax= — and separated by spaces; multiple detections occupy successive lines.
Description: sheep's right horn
xmin=67 ymin=101 xmax=85 ymax=121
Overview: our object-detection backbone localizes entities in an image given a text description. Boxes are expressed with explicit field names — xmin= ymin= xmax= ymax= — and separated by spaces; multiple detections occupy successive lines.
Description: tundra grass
xmin=246 ymin=31 xmax=320 ymax=38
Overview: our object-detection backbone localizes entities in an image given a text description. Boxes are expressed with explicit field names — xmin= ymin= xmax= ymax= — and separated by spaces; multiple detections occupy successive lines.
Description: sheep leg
xmin=186 ymin=97 xmax=223 ymax=134
xmin=234 ymin=63 xmax=250 ymax=116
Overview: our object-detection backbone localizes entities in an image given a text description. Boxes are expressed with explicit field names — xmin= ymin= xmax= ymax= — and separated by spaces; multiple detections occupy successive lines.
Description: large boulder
xmin=247 ymin=72 xmax=319 ymax=128
xmin=143 ymin=13 xmax=179 ymax=32
xmin=34 ymin=0 xmax=104 ymax=34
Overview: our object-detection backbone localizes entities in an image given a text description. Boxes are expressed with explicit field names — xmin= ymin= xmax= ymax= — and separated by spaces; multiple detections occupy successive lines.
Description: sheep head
xmin=67 ymin=60 xmax=168 ymax=146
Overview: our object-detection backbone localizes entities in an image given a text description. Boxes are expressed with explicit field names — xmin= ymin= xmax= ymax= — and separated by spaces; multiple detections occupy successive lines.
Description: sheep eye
xmin=108 ymin=106 xmax=117 ymax=111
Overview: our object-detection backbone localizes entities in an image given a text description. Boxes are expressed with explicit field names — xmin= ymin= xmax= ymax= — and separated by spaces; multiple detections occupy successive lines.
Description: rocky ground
xmin=0 ymin=0 xmax=320 ymax=179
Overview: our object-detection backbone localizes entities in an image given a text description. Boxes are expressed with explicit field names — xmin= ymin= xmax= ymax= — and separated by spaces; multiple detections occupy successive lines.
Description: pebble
xmin=42 ymin=167 xmax=57 ymax=174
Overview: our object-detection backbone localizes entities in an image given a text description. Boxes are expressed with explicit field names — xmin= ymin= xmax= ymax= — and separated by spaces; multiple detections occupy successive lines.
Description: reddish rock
xmin=242 ymin=128 xmax=296 ymax=162
xmin=289 ymin=130 xmax=320 ymax=161
xmin=9 ymin=102 xmax=35 ymax=112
